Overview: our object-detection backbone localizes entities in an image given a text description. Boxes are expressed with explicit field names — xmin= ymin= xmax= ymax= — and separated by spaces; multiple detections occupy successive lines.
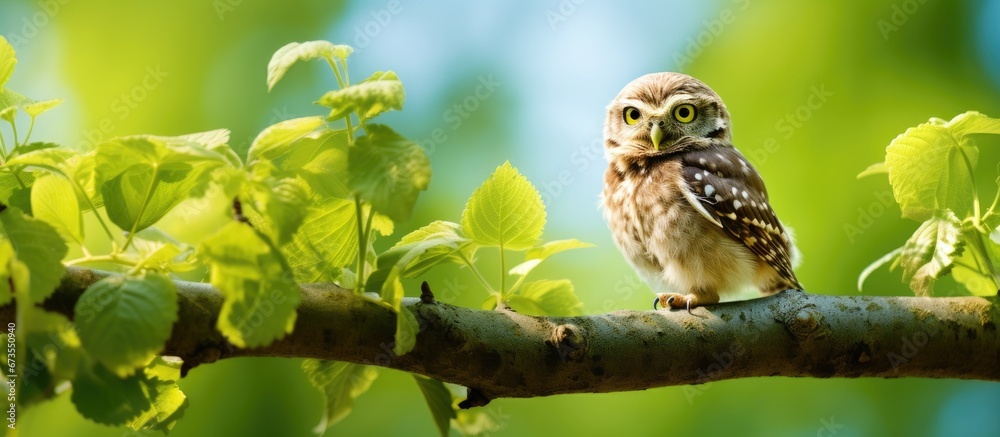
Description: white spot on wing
xmin=705 ymin=184 xmax=715 ymax=196
xmin=733 ymin=200 xmax=742 ymax=210
xmin=681 ymin=181 xmax=722 ymax=228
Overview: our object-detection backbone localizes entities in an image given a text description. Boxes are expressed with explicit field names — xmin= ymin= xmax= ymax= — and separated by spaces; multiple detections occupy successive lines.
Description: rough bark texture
xmin=4 ymin=267 xmax=999 ymax=403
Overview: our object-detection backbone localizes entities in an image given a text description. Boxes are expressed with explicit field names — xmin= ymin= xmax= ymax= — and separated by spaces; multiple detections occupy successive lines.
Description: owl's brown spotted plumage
xmin=600 ymin=72 xmax=802 ymax=311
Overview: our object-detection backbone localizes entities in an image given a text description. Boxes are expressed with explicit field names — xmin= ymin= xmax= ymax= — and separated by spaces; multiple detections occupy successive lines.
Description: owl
xmin=601 ymin=72 xmax=802 ymax=311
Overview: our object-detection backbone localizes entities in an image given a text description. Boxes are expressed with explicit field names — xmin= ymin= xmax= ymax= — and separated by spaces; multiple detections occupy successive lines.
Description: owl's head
xmin=604 ymin=72 xmax=731 ymax=159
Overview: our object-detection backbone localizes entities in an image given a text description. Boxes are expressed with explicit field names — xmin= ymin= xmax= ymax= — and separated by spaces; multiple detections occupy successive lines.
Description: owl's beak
xmin=650 ymin=124 xmax=663 ymax=151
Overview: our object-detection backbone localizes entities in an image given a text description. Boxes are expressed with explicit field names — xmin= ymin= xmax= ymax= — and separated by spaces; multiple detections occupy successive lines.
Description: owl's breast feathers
xmin=678 ymin=143 xmax=801 ymax=289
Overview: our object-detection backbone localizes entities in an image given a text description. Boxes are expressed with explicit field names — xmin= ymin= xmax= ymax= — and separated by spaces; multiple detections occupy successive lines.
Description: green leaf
xmin=0 ymin=88 xmax=27 ymax=113
xmin=267 ymin=41 xmax=353 ymax=91
xmin=952 ymin=247 xmax=999 ymax=296
xmin=245 ymin=173 xmax=309 ymax=246
xmin=857 ymin=247 xmax=902 ymax=292
xmin=22 ymin=308 xmax=83 ymax=406
xmin=462 ymin=161 xmax=546 ymax=251
xmin=302 ymin=359 xmax=377 ymax=433
xmin=413 ymin=375 xmax=457 ymax=437
xmin=857 ymin=162 xmax=887 ymax=179
xmin=946 ymin=111 xmax=1000 ymax=136
xmin=284 ymin=197 xmax=358 ymax=282
xmin=74 ymin=273 xmax=178 ymax=377
xmin=246 ymin=116 xmax=326 ymax=164
xmin=0 ymin=239 xmax=28 ymax=306
xmin=127 ymin=356 xmax=189 ymax=433
xmin=0 ymin=206 xmax=67 ymax=302
xmin=0 ymin=105 xmax=14 ymax=123
xmin=247 ymin=121 xmax=354 ymax=200
xmin=349 ymin=124 xmax=430 ymax=222
xmin=201 ymin=221 xmax=301 ymax=348
xmin=317 ymin=70 xmax=404 ymax=120
xmin=22 ymin=98 xmax=61 ymax=118
xmin=525 ymin=238 xmax=594 ymax=260
xmin=31 ymin=174 xmax=83 ymax=244
xmin=11 ymin=141 xmax=59 ymax=156
xmin=394 ymin=303 xmax=419 ymax=356
xmin=366 ymin=242 xmax=449 ymax=355
xmin=367 ymin=237 xmax=464 ymax=294
xmin=0 ymin=36 xmax=14 ymax=88
xmin=291 ymin=130 xmax=353 ymax=200
xmin=392 ymin=221 xmax=474 ymax=278
xmin=506 ymin=279 xmax=583 ymax=316
xmin=71 ymin=360 xmax=150 ymax=425
xmin=131 ymin=237 xmax=197 ymax=274
xmin=510 ymin=238 xmax=594 ymax=276
xmin=891 ymin=211 xmax=964 ymax=296
xmin=885 ymin=112 xmax=1000 ymax=221
xmin=5 ymin=146 xmax=76 ymax=174
xmin=95 ymin=133 xmax=234 ymax=233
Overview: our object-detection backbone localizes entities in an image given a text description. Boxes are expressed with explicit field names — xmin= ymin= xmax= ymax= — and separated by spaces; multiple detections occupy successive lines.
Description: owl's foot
xmin=653 ymin=293 xmax=697 ymax=314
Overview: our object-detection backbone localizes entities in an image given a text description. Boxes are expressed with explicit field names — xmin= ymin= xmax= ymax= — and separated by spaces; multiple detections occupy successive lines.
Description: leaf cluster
xmin=858 ymin=111 xmax=1000 ymax=296
xmin=0 ymin=37 xmax=584 ymax=436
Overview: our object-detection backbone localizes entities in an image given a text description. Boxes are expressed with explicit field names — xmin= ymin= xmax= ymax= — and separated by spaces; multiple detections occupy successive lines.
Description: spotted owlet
xmin=601 ymin=72 xmax=802 ymax=311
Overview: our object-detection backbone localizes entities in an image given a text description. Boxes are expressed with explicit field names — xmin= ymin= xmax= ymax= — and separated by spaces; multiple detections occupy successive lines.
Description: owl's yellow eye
xmin=673 ymin=104 xmax=697 ymax=123
xmin=623 ymin=107 xmax=641 ymax=125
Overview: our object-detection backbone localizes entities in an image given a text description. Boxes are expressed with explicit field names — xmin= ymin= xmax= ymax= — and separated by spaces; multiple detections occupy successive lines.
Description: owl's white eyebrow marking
xmin=616 ymin=98 xmax=648 ymax=110
xmin=662 ymin=94 xmax=696 ymax=110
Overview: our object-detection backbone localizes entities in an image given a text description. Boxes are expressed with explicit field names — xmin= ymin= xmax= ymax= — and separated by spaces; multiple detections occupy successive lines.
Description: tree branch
xmin=5 ymin=267 xmax=999 ymax=405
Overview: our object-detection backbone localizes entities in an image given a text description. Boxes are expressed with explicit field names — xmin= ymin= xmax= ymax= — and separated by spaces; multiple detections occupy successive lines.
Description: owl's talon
xmin=654 ymin=293 xmax=693 ymax=311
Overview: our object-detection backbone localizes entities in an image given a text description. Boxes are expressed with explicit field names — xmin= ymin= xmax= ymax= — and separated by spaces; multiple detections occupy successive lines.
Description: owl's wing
xmin=678 ymin=145 xmax=801 ymax=288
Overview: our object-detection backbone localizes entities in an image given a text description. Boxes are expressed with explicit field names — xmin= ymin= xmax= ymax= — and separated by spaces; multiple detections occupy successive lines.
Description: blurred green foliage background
xmin=3 ymin=0 xmax=1000 ymax=435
